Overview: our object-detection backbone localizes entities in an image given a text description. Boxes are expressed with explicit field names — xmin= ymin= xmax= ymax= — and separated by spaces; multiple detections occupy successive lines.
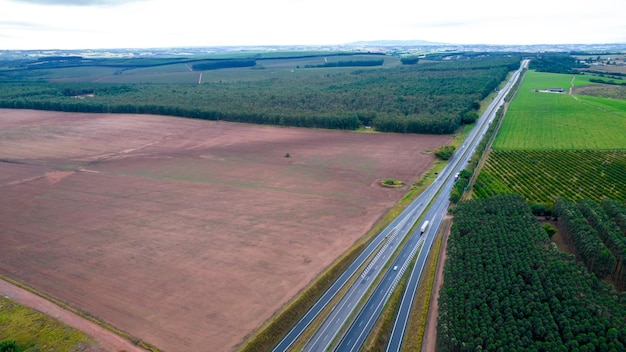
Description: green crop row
xmin=475 ymin=150 xmax=626 ymax=205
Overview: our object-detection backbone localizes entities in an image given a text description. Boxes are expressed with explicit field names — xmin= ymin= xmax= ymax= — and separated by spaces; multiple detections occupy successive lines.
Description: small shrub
xmin=434 ymin=145 xmax=456 ymax=160
xmin=0 ymin=340 xmax=18 ymax=352
xmin=542 ymin=223 xmax=557 ymax=238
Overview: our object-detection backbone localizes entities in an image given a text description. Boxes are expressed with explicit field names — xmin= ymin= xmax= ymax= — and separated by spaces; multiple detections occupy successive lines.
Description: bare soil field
xmin=0 ymin=109 xmax=451 ymax=351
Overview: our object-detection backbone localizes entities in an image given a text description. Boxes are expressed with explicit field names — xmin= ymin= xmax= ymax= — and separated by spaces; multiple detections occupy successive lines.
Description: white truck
xmin=420 ymin=220 xmax=430 ymax=234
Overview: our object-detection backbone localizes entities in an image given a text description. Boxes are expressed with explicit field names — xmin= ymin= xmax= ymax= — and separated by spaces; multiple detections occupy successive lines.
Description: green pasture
xmin=493 ymin=70 xmax=626 ymax=150
xmin=0 ymin=296 xmax=97 ymax=351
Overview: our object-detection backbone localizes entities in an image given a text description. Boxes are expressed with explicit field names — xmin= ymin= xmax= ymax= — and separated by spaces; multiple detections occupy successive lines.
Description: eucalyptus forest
xmin=438 ymin=195 xmax=626 ymax=352
xmin=0 ymin=56 xmax=519 ymax=134
xmin=553 ymin=198 xmax=626 ymax=290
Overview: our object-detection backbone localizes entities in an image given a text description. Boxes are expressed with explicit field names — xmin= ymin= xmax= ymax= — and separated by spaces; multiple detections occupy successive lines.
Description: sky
xmin=1 ymin=0 xmax=625 ymax=50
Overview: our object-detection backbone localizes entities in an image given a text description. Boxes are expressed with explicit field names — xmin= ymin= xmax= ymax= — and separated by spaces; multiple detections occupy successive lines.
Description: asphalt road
xmin=300 ymin=191 xmax=432 ymax=352
xmin=273 ymin=59 xmax=527 ymax=352
xmin=337 ymin=59 xmax=527 ymax=352
xmin=385 ymin=60 xmax=528 ymax=352
xmin=272 ymin=187 xmax=433 ymax=352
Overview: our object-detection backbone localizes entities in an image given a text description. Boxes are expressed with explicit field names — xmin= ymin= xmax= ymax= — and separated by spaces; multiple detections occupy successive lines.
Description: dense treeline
xmin=304 ymin=59 xmax=384 ymax=68
xmin=400 ymin=57 xmax=419 ymax=65
xmin=191 ymin=59 xmax=257 ymax=71
xmin=452 ymin=104 xmax=506 ymax=203
xmin=3 ymin=52 xmax=384 ymax=73
xmin=553 ymin=198 xmax=616 ymax=279
xmin=529 ymin=53 xmax=588 ymax=74
xmin=589 ymin=78 xmax=626 ymax=86
xmin=449 ymin=170 xmax=471 ymax=203
xmin=602 ymin=199 xmax=626 ymax=235
xmin=577 ymin=199 xmax=626 ymax=290
xmin=438 ymin=195 xmax=626 ymax=351
xmin=0 ymin=56 xmax=520 ymax=134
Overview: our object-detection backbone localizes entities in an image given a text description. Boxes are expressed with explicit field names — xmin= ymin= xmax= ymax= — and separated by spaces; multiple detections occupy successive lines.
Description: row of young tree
xmin=303 ymin=59 xmax=384 ymax=68
xmin=0 ymin=56 xmax=520 ymax=134
xmin=449 ymin=104 xmax=505 ymax=204
xmin=602 ymin=199 xmax=626 ymax=234
xmin=438 ymin=195 xmax=626 ymax=352
xmin=553 ymin=198 xmax=626 ymax=290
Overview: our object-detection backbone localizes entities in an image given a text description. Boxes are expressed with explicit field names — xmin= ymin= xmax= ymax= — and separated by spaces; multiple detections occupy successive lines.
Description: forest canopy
xmin=0 ymin=55 xmax=520 ymax=134
xmin=439 ymin=195 xmax=626 ymax=351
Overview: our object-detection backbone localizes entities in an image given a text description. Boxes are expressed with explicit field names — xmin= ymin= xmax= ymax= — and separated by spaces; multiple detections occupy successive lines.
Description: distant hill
xmin=346 ymin=39 xmax=447 ymax=46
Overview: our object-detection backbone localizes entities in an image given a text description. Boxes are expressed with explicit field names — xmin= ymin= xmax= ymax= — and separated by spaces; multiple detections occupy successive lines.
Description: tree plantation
xmin=0 ymin=56 xmax=519 ymax=134
xmin=438 ymin=195 xmax=626 ymax=352
xmin=553 ymin=198 xmax=626 ymax=290
xmin=602 ymin=199 xmax=626 ymax=235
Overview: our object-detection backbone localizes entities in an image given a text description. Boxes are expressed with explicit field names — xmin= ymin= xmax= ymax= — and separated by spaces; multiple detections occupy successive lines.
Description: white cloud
xmin=9 ymin=0 xmax=145 ymax=6
xmin=0 ymin=0 xmax=624 ymax=49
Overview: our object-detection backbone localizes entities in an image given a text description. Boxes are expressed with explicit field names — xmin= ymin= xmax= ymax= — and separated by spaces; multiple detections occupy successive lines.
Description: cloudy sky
xmin=1 ymin=0 xmax=625 ymax=50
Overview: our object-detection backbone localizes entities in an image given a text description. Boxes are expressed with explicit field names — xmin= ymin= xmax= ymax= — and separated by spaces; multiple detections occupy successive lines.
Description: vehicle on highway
xmin=420 ymin=220 xmax=430 ymax=234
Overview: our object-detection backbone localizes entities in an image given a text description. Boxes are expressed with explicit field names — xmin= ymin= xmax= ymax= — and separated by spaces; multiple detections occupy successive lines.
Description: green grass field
xmin=477 ymin=69 xmax=626 ymax=205
xmin=493 ymin=70 xmax=626 ymax=150
xmin=0 ymin=296 xmax=98 ymax=351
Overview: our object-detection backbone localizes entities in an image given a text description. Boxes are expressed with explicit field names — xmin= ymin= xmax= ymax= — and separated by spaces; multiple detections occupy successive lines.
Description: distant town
xmin=1 ymin=41 xmax=625 ymax=60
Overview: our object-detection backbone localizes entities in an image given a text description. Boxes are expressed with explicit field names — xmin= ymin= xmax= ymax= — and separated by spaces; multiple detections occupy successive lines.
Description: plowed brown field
xmin=0 ymin=109 xmax=451 ymax=351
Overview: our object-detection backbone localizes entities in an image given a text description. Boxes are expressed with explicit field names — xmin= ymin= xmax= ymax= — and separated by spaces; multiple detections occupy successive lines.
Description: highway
xmin=272 ymin=186 xmax=433 ymax=352
xmin=337 ymin=186 xmax=448 ymax=351
xmin=272 ymin=60 xmax=527 ymax=352
xmin=385 ymin=59 xmax=528 ymax=352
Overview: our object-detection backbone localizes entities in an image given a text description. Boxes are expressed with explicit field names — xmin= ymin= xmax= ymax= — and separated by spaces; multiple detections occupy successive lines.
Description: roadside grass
xmin=0 ymin=296 xmax=97 ymax=352
xmin=0 ymin=275 xmax=160 ymax=352
xmin=492 ymin=70 xmax=626 ymax=150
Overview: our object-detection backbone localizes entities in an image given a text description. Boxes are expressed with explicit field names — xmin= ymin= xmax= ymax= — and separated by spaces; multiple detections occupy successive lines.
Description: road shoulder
xmin=421 ymin=215 xmax=452 ymax=352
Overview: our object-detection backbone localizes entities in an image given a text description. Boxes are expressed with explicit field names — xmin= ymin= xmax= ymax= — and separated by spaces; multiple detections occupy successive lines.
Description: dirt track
xmin=0 ymin=109 xmax=451 ymax=351
xmin=0 ymin=279 xmax=143 ymax=352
